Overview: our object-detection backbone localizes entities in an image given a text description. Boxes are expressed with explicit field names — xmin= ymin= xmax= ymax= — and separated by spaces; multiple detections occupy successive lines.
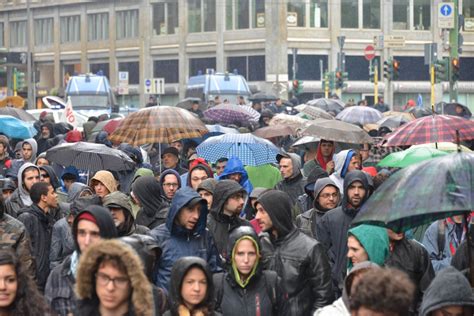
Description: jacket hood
xmin=102 ymin=191 xmax=137 ymax=236
xmin=316 ymin=140 xmax=335 ymax=171
xmin=61 ymin=165 xmax=79 ymax=180
xmin=119 ymin=234 xmax=162 ymax=282
xmin=313 ymin=177 xmax=340 ymax=211
xmin=187 ymin=160 xmax=214 ymax=187
xmin=210 ymin=179 xmax=246 ymax=216
xmin=255 ymin=190 xmax=294 ymax=238
xmin=333 ymin=149 xmax=356 ymax=179
xmin=40 ymin=122 xmax=55 ymax=137
xmin=95 ymin=131 xmax=112 ymax=147
xmin=75 ymin=239 xmax=154 ymax=316
xmin=347 ymin=224 xmax=389 ymax=270
xmin=168 ymin=256 xmax=215 ymax=314
xmin=132 ymin=167 xmax=154 ymax=185
xmin=39 ymin=165 xmax=60 ymax=189
xmin=159 ymin=168 xmax=182 ymax=189
xmin=277 ymin=151 xmax=302 ymax=179
xmin=342 ymin=170 xmax=370 ymax=210
xmin=72 ymin=205 xmax=118 ymax=253
xmin=90 ymin=170 xmax=118 ymax=194
xmin=303 ymin=165 xmax=329 ymax=195
xmin=21 ymin=138 xmax=37 ymax=162
xmin=166 ymin=187 xmax=208 ymax=236
xmin=67 ymin=182 xmax=93 ymax=203
xmin=131 ymin=176 xmax=164 ymax=217
xmin=219 ymin=156 xmax=249 ymax=183
xmin=228 ymin=226 xmax=261 ymax=287
xmin=197 ymin=178 xmax=218 ymax=195
xmin=17 ymin=162 xmax=40 ymax=207
xmin=342 ymin=261 xmax=380 ymax=308
xmin=420 ymin=266 xmax=474 ymax=316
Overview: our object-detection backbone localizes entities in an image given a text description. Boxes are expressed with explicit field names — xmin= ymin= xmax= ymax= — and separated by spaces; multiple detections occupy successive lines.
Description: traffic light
xmin=451 ymin=57 xmax=460 ymax=82
xmin=335 ymin=71 xmax=342 ymax=89
xmin=14 ymin=69 xmax=26 ymax=91
xmin=292 ymin=79 xmax=303 ymax=95
xmin=369 ymin=68 xmax=375 ymax=83
xmin=392 ymin=59 xmax=400 ymax=80
xmin=434 ymin=58 xmax=449 ymax=83
xmin=383 ymin=60 xmax=393 ymax=80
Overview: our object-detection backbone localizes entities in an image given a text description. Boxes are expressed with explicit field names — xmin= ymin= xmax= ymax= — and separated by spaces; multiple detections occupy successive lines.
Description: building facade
xmin=1 ymin=0 xmax=474 ymax=110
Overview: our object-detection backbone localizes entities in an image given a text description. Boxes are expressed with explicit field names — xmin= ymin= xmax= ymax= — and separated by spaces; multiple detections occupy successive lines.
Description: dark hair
xmin=350 ymin=268 xmax=415 ymax=315
xmin=30 ymin=182 xmax=51 ymax=204
xmin=62 ymin=173 xmax=77 ymax=181
xmin=0 ymin=250 xmax=51 ymax=315
xmin=216 ymin=157 xmax=228 ymax=164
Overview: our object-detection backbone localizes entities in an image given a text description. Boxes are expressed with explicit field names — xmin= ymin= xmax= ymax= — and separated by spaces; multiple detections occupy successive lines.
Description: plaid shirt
xmin=44 ymin=256 xmax=77 ymax=316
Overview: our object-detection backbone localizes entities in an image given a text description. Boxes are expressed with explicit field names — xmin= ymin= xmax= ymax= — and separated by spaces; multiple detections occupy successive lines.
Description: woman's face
xmin=181 ymin=267 xmax=207 ymax=309
xmin=93 ymin=181 xmax=110 ymax=198
xmin=0 ymin=264 xmax=18 ymax=308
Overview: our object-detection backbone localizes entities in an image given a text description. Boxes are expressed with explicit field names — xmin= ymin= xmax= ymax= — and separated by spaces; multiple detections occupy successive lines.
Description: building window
xmin=34 ymin=18 xmax=54 ymax=46
xmin=363 ymin=0 xmax=380 ymax=29
xmin=154 ymin=59 xmax=179 ymax=83
xmin=393 ymin=0 xmax=430 ymax=30
xmin=118 ymin=61 xmax=139 ymax=84
xmin=341 ymin=0 xmax=358 ymax=28
xmin=116 ymin=10 xmax=139 ymax=39
xmin=60 ymin=16 xmax=80 ymax=43
xmin=226 ymin=0 xmax=249 ymax=30
xmin=227 ymin=55 xmax=265 ymax=81
xmin=152 ymin=2 xmax=179 ymax=35
xmin=286 ymin=0 xmax=328 ymax=28
xmin=288 ymin=54 xmax=328 ymax=80
xmin=0 ymin=23 xmax=4 ymax=46
xmin=88 ymin=13 xmax=109 ymax=41
xmin=465 ymin=0 xmax=474 ymax=17
xmin=189 ymin=57 xmax=216 ymax=77
xmin=188 ymin=0 xmax=216 ymax=33
xmin=90 ymin=62 xmax=110 ymax=80
xmin=342 ymin=0 xmax=379 ymax=29
xmin=10 ymin=21 xmax=27 ymax=47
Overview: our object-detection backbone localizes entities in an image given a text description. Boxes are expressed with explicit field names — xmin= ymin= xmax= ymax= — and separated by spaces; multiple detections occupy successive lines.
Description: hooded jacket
xmin=213 ymin=226 xmax=286 ymax=316
xmin=329 ymin=149 xmax=357 ymax=193
xmin=256 ymin=190 xmax=333 ymax=315
xmin=207 ymin=180 xmax=251 ymax=262
xmin=37 ymin=122 xmax=56 ymax=154
xmin=21 ymin=138 xmax=38 ymax=162
xmin=159 ymin=169 xmax=182 ymax=202
xmin=197 ymin=178 xmax=218 ymax=195
xmin=66 ymin=182 xmax=93 ymax=204
xmin=244 ymin=163 xmax=282 ymax=189
xmin=90 ymin=170 xmax=118 ymax=194
xmin=40 ymin=165 xmax=61 ymax=189
xmin=274 ymin=152 xmax=305 ymax=217
xmin=133 ymin=176 xmax=168 ymax=229
xmin=75 ymin=239 xmax=155 ymax=316
xmin=219 ymin=156 xmax=253 ymax=194
xmin=420 ymin=266 xmax=474 ymax=316
xmin=0 ymin=135 xmax=11 ymax=177
xmin=187 ymin=159 xmax=214 ymax=188
xmin=347 ymin=224 xmax=389 ymax=270
xmin=150 ymin=187 xmax=221 ymax=291
xmin=315 ymin=170 xmax=370 ymax=295
xmin=5 ymin=162 xmax=41 ymax=217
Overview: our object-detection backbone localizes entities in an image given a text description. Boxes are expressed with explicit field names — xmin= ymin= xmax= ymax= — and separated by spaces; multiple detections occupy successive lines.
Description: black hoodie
xmin=132 ymin=176 xmax=167 ymax=229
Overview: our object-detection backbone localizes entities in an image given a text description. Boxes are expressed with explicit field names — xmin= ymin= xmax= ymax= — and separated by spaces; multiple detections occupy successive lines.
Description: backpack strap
xmin=437 ymin=219 xmax=446 ymax=259
xmin=262 ymin=270 xmax=278 ymax=313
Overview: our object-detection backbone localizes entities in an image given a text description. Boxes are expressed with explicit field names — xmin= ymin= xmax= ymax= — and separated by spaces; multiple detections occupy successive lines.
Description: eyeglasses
xmin=163 ymin=183 xmax=179 ymax=188
xmin=319 ymin=193 xmax=339 ymax=199
xmin=95 ymin=272 xmax=129 ymax=288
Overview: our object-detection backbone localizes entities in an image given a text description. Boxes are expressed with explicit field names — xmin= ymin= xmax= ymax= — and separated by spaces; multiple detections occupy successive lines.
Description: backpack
xmin=214 ymin=271 xmax=278 ymax=314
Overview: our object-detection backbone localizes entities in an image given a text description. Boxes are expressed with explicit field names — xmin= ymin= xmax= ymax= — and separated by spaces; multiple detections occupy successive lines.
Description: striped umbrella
xmin=196 ymin=133 xmax=279 ymax=166
xmin=109 ymin=106 xmax=208 ymax=146
xmin=204 ymin=104 xmax=260 ymax=125
xmin=336 ymin=106 xmax=383 ymax=125
xmin=45 ymin=142 xmax=135 ymax=172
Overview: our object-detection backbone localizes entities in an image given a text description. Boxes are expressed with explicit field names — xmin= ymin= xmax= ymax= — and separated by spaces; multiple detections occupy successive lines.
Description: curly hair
xmin=350 ymin=267 xmax=415 ymax=316
xmin=0 ymin=250 xmax=51 ymax=315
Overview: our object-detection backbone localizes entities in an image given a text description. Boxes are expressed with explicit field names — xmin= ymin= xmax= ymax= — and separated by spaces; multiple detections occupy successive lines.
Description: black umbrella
xmin=306 ymin=98 xmax=345 ymax=115
xmin=442 ymin=102 xmax=472 ymax=119
xmin=408 ymin=107 xmax=436 ymax=118
xmin=248 ymin=92 xmax=278 ymax=102
xmin=0 ymin=107 xmax=36 ymax=122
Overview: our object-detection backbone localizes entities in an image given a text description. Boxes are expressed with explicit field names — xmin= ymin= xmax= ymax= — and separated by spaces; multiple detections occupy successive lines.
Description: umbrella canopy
xmin=306 ymin=98 xmax=345 ymax=115
xmin=196 ymin=133 xmax=279 ymax=166
xmin=409 ymin=107 xmax=436 ymax=118
xmin=248 ymin=92 xmax=278 ymax=102
xmin=0 ymin=96 xmax=25 ymax=108
xmin=46 ymin=142 xmax=136 ymax=172
xmin=442 ymin=102 xmax=472 ymax=119
xmin=376 ymin=114 xmax=412 ymax=130
xmin=176 ymin=97 xmax=206 ymax=111
xmin=204 ymin=104 xmax=260 ymax=125
xmin=0 ymin=107 xmax=35 ymax=121
xmin=291 ymin=136 xmax=320 ymax=147
xmin=109 ymin=106 xmax=208 ymax=146
xmin=353 ymin=153 xmax=474 ymax=233
xmin=382 ymin=114 xmax=474 ymax=147
xmin=377 ymin=146 xmax=449 ymax=168
xmin=0 ymin=115 xmax=37 ymax=139
xmin=294 ymin=104 xmax=335 ymax=120
xmin=91 ymin=118 xmax=123 ymax=134
xmin=205 ymin=124 xmax=239 ymax=135
xmin=410 ymin=142 xmax=472 ymax=153
xmin=383 ymin=111 xmax=415 ymax=121
xmin=336 ymin=106 xmax=383 ymax=125
xmin=268 ymin=113 xmax=309 ymax=128
xmin=301 ymin=119 xmax=372 ymax=144
xmin=253 ymin=125 xmax=297 ymax=139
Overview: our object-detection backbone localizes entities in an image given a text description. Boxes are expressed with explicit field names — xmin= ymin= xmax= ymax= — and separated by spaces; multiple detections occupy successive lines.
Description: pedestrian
xmin=57 ymin=166 xmax=80 ymax=198
xmin=1 ymin=179 xmax=15 ymax=201
xmin=189 ymin=100 xmax=204 ymax=118
xmin=0 ymin=135 xmax=12 ymax=178
xmin=160 ymin=147 xmax=188 ymax=176
xmin=197 ymin=178 xmax=217 ymax=210
xmin=328 ymin=149 xmax=361 ymax=194
xmin=244 ymin=163 xmax=282 ymax=189
xmin=90 ymin=170 xmax=118 ymax=200
xmin=0 ymin=250 xmax=52 ymax=315
xmin=160 ymin=169 xmax=182 ymax=204
xmin=187 ymin=158 xmax=214 ymax=190
xmin=372 ymin=96 xmax=389 ymax=112
xmin=218 ymin=156 xmax=253 ymax=195
xmin=5 ymin=162 xmax=41 ymax=217
xmin=75 ymin=239 xmax=155 ymax=316
xmin=150 ymin=187 xmax=221 ymax=291
xmin=347 ymin=224 xmax=389 ymax=270
xmin=164 ymin=256 xmax=221 ymax=316
xmin=303 ymin=139 xmax=335 ymax=176
xmin=296 ymin=166 xmax=330 ymax=215
xmin=255 ymin=190 xmax=333 ymax=315
xmin=132 ymin=176 xmax=167 ymax=229
xmin=10 ymin=138 xmax=37 ymax=175
xmin=36 ymin=121 xmax=57 ymax=154
xmin=213 ymin=158 xmax=228 ymax=177
xmin=213 ymin=226 xmax=286 ymax=316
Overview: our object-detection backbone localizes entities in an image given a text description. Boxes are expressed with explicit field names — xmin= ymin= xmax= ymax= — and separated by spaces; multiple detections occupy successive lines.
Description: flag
xmin=62 ymin=96 xmax=77 ymax=128
xmin=417 ymin=94 xmax=423 ymax=108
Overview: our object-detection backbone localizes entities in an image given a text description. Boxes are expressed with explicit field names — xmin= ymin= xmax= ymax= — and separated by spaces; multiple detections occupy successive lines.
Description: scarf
xmin=178 ymin=305 xmax=207 ymax=316
xmin=69 ymin=251 xmax=80 ymax=278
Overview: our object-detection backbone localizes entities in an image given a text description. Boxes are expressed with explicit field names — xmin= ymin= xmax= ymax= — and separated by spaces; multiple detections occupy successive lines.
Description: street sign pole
xmin=374 ymin=60 xmax=379 ymax=105
xmin=449 ymin=0 xmax=459 ymax=102
xmin=430 ymin=64 xmax=435 ymax=107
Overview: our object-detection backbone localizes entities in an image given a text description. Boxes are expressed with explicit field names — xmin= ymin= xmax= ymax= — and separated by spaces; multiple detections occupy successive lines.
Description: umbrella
xmin=376 ymin=115 xmax=412 ymax=130
xmin=352 ymin=153 xmax=474 ymax=233
xmin=409 ymin=107 xmax=436 ymax=118
xmin=204 ymin=104 xmax=260 ymax=125
xmin=268 ymin=113 xmax=309 ymax=128
xmin=253 ymin=125 xmax=297 ymax=139
xmin=382 ymin=115 xmax=474 ymax=147
xmin=45 ymin=142 xmax=136 ymax=172
xmin=301 ymin=119 xmax=372 ymax=144
xmin=196 ymin=133 xmax=279 ymax=166
xmin=205 ymin=124 xmax=239 ymax=135
xmin=248 ymin=92 xmax=278 ymax=102
xmin=442 ymin=102 xmax=472 ymax=119
xmin=0 ymin=107 xmax=36 ymax=121
xmin=91 ymin=118 xmax=123 ymax=134
xmin=306 ymin=98 xmax=345 ymax=115
xmin=383 ymin=111 xmax=415 ymax=121
xmin=0 ymin=96 xmax=25 ymax=108
xmin=176 ymin=97 xmax=206 ymax=111
xmin=109 ymin=106 xmax=208 ymax=146
xmin=336 ymin=106 xmax=383 ymax=125
xmin=377 ymin=146 xmax=449 ymax=168
xmin=294 ymin=104 xmax=335 ymax=120
xmin=0 ymin=115 xmax=37 ymax=139
xmin=291 ymin=136 xmax=320 ymax=147
xmin=410 ymin=142 xmax=472 ymax=153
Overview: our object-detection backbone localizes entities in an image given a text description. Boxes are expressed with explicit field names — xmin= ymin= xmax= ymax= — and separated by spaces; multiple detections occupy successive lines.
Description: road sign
xmin=144 ymin=78 xmax=152 ymax=94
xmin=438 ymin=3 xmax=455 ymax=29
xmin=385 ymin=35 xmax=406 ymax=48
xmin=118 ymin=71 xmax=129 ymax=95
xmin=152 ymin=78 xmax=165 ymax=95
xmin=364 ymin=45 xmax=376 ymax=61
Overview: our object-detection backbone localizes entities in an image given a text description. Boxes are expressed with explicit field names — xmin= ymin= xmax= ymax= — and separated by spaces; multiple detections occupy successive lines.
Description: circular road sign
xmin=364 ymin=45 xmax=376 ymax=61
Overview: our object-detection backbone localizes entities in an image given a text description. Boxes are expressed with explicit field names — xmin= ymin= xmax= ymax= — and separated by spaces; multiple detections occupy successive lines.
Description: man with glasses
xmin=159 ymin=169 xmax=182 ymax=204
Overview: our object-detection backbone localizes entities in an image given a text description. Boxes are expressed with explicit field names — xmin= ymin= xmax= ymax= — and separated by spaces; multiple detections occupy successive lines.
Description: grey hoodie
xmin=275 ymin=152 xmax=306 ymax=217
xmin=21 ymin=138 xmax=38 ymax=163
xmin=5 ymin=163 xmax=41 ymax=217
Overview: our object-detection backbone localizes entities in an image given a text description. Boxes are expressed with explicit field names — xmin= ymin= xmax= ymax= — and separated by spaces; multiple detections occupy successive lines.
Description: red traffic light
xmin=392 ymin=60 xmax=400 ymax=70
xmin=335 ymin=71 xmax=342 ymax=79
xmin=452 ymin=58 xmax=460 ymax=68
xmin=292 ymin=80 xmax=299 ymax=89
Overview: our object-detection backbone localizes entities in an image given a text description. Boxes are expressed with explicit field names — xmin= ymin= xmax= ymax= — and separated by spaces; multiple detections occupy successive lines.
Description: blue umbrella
xmin=0 ymin=115 xmax=37 ymax=139
xmin=196 ymin=133 xmax=279 ymax=166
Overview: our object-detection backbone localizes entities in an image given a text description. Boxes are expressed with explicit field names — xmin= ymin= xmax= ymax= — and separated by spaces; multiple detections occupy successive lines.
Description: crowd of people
xmin=0 ymin=99 xmax=473 ymax=316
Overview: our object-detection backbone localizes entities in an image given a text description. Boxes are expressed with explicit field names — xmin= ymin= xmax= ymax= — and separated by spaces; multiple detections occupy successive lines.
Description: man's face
xmin=40 ymin=170 xmax=50 ymax=184
xmin=22 ymin=143 xmax=33 ymax=161
xmin=162 ymin=153 xmax=179 ymax=169
xmin=360 ymin=144 xmax=370 ymax=162
xmin=223 ymin=192 xmax=245 ymax=216
xmin=386 ymin=229 xmax=404 ymax=242
xmin=162 ymin=174 xmax=179 ymax=199
xmin=215 ymin=161 xmax=227 ymax=176
xmin=317 ymin=186 xmax=339 ymax=210
xmin=455 ymin=105 xmax=463 ymax=114
xmin=23 ymin=169 xmax=40 ymax=192
xmin=279 ymin=158 xmax=293 ymax=179
xmin=43 ymin=185 xmax=58 ymax=209
xmin=233 ymin=239 xmax=258 ymax=278
xmin=227 ymin=173 xmax=242 ymax=183
xmin=347 ymin=235 xmax=368 ymax=266
xmin=76 ymin=219 xmax=101 ymax=252
xmin=191 ymin=102 xmax=199 ymax=110
xmin=95 ymin=262 xmax=131 ymax=312
xmin=36 ymin=157 xmax=49 ymax=166
xmin=176 ymin=203 xmax=201 ymax=230
xmin=320 ymin=141 xmax=334 ymax=158
xmin=108 ymin=207 xmax=126 ymax=227
xmin=433 ymin=306 xmax=468 ymax=316
xmin=171 ymin=141 xmax=183 ymax=154
xmin=190 ymin=169 xmax=208 ymax=189
xmin=347 ymin=181 xmax=366 ymax=208
xmin=198 ymin=190 xmax=213 ymax=209
xmin=2 ymin=190 xmax=13 ymax=200
xmin=41 ymin=126 xmax=50 ymax=139
xmin=255 ymin=203 xmax=273 ymax=232
xmin=348 ymin=155 xmax=361 ymax=172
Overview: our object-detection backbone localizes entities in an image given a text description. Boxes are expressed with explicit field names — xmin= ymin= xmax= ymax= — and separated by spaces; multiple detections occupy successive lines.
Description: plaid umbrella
xmin=377 ymin=146 xmax=448 ymax=168
xmin=336 ymin=106 xmax=383 ymax=125
xmin=353 ymin=153 xmax=474 ymax=233
xmin=294 ymin=104 xmax=335 ymax=120
xmin=0 ymin=115 xmax=37 ymax=139
xmin=301 ymin=119 xmax=372 ymax=144
xmin=0 ymin=107 xmax=35 ymax=121
xmin=46 ymin=142 xmax=135 ymax=172
xmin=306 ymin=98 xmax=345 ymax=115
xmin=382 ymin=114 xmax=474 ymax=146
xmin=196 ymin=133 xmax=279 ymax=166
xmin=109 ymin=106 xmax=208 ymax=146
xmin=204 ymin=104 xmax=260 ymax=125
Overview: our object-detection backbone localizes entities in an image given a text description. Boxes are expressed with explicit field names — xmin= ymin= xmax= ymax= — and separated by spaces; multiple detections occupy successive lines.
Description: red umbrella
xmin=103 ymin=119 xmax=122 ymax=134
xmin=382 ymin=114 xmax=474 ymax=146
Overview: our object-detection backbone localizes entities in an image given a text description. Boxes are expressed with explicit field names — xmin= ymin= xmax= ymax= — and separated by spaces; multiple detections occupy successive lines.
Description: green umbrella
xmin=378 ymin=146 xmax=449 ymax=168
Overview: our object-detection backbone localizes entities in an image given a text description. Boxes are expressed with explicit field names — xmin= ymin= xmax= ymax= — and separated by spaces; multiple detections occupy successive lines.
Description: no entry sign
xmin=364 ymin=45 xmax=376 ymax=61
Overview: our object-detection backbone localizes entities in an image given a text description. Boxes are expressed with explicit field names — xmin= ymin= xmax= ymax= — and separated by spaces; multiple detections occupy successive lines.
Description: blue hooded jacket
xmin=150 ymin=187 xmax=221 ymax=291
xmin=218 ymin=156 xmax=253 ymax=194
xmin=60 ymin=166 xmax=80 ymax=193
